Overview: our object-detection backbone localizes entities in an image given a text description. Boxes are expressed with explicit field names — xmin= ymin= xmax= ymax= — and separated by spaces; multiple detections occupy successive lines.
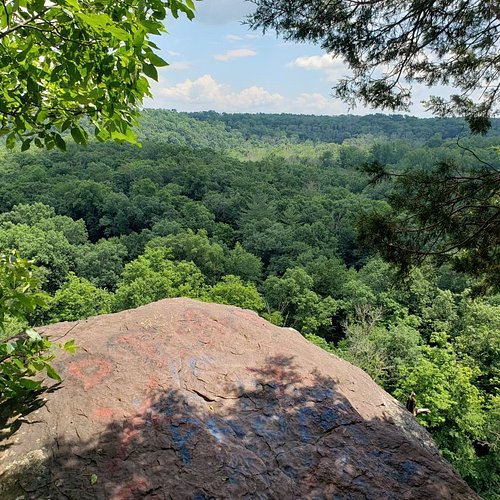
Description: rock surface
xmin=0 ymin=298 xmax=476 ymax=499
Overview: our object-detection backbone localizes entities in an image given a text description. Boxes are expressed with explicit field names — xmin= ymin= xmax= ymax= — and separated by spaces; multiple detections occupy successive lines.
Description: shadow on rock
xmin=0 ymin=356 xmax=473 ymax=499
xmin=0 ymin=384 xmax=61 ymax=452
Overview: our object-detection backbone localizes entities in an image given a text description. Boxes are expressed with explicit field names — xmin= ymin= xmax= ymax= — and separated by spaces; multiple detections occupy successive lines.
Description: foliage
xmin=264 ymin=267 xmax=337 ymax=335
xmin=479 ymin=394 xmax=500 ymax=498
xmin=225 ymin=242 xmax=263 ymax=283
xmin=0 ymin=222 xmax=78 ymax=291
xmin=304 ymin=333 xmax=335 ymax=354
xmin=248 ymin=0 xmax=500 ymax=133
xmin=0 ymin=250 xmax=47 ymax=331
xmin=337 ymin=311 xmax=422 ymax=388
xmin=188 ymin=110 xmax=500 ymax=144
xmin=248 ymin=2 xmax=500 ymax=294
xmin=74 ymin=239 xmax=128 ymax=289
xmin=394 ymin=332 xmax=490 ymax=491
xmin=204 ymin=275 xmax=265 ymax=312
xmin=48 ymin=273 xmax=112 ymax=322
xmin=113 ymin=247 xmax=206 ymax=311
xmin=0 ymin=329 xmax=76 ymax=399
xmin=359 ymin=160 xmax=500 ymax=292
xmin=146 ymin=230 xmax=225 ymax=282
xmin=453 ymin=298 xmax=500 ymax=393
xmin=0 ymin=203 xmax=89 ymax=244
xmin=0 ymin=0 xmax=196 ymax=150
xmin=0 ymin=250 xmax=76 ymax=400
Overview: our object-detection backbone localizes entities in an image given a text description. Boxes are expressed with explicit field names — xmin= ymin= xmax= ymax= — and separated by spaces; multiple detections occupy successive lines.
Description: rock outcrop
xmin=0 ymin=298 xmax=476 ymax=499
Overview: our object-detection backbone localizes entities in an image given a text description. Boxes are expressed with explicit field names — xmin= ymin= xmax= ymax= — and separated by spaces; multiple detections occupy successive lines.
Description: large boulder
xmin=0 ymin=298 xmax=476 ymax=499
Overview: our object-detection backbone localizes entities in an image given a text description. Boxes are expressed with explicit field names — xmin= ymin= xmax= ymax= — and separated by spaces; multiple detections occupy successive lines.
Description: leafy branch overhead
xmin=358 ymin=159 xmax=500 ymax=292
xmin=0 ymin=0 xmax=196 ymax=150
xmin=248 ymin=0 xmax=500 ymax=133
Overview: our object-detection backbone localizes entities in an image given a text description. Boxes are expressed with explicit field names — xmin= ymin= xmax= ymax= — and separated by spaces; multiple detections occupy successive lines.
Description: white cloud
xmin=225 ymin=34 xmax=243 ymax=41
xmin=151 ymin=74 xmax=285 ymax=112
xmin=214 ymin=48 xmax=257 ymax=62
xmin=148 ymin=74 xmax=360 ymax=114
xmin=289 ymin=54 xmax=344 ymax=71
xmin=288 ymin=54 xmax=348 ymax=82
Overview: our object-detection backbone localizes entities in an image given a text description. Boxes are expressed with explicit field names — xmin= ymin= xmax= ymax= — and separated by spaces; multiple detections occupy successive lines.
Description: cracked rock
xmin=0 ymin=298 xmax=477 ymax=499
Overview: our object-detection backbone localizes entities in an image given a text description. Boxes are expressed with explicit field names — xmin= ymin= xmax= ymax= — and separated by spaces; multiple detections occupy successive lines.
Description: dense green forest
xmin=0 ymin=110 xmax=498 ymax=497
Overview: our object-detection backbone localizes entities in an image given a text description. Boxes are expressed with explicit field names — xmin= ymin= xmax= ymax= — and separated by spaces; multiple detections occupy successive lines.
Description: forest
xmin=0 ymin=110 xmax=499 ymax=497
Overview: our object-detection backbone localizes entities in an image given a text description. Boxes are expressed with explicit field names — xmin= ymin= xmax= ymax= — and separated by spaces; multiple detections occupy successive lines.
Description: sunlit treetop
xmin=0 ymin=0 xmax=196 ymax=150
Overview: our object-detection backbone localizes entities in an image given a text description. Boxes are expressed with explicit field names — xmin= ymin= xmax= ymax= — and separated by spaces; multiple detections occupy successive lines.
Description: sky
xmin=144 ymin=0 xmax=449 ymax=116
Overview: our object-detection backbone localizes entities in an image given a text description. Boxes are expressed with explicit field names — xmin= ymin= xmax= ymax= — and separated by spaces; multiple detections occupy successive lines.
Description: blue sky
xmin=144 ymin=0 xmax=449 ymax=116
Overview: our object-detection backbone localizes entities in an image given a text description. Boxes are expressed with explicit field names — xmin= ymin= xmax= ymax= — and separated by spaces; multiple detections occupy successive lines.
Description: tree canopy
xmin=248 ymin=0 xmax=500 ymax=133
xmin=0 ymin=0 xmax=195 ymax=150
xmin=249 ymin=1 xmax=500 ymax=287
xmin=1 ymin=111 xmax=499 ymax=494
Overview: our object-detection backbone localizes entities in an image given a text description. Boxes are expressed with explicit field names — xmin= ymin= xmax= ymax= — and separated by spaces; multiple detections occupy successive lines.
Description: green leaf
xmin=71 ymin=126 xmax=86 ymax=145
xmin=26 ymin=329 xmax=42 ymax=341
xmin=31 ymin=361 xmax=45 ymax=371
xmin=27 ymin=78 xmax=38 ymax=94
xmin=5 ymin=342 xmax=16 ymax=354
xmin=63 ymin=339 xmax=78 ymax=354
xmin=16 ymin=37 xmax=34 ymax=62
xmin=148 ymin=52 xmax=169 ymax=67
xmin=18 ymin=378 xmax=42 ymax=391
xmin=61 ymin=119 xmax=72 ymax=132
xmin=142 ymin=63 xmax=158 ymax=81
xmin=78 ymin=13 xmax=130 ymax=40
xmin=0 ymin=0 xmax=192 ymax=148
xmin=6 ymin=132 xmax=16 ymax=149
xmin=36 ymin=110 xmax=48 ymax=124
xmin=54 ymin=134 xmax=67 ymax=151
xmin=45 ymin=364 xmax=62 ymax=382
xmin=106 ymin=25 xmax=131 ymax=41
xmin=90 ymin=474 xmax=98 ymax=485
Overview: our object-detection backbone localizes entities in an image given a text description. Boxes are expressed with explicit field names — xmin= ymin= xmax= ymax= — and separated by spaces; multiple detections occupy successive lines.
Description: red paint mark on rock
xmin=67 ymin=357 xmax=113 ymax=391
xmin=93 ymin=406 xmax=117 ymax=420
